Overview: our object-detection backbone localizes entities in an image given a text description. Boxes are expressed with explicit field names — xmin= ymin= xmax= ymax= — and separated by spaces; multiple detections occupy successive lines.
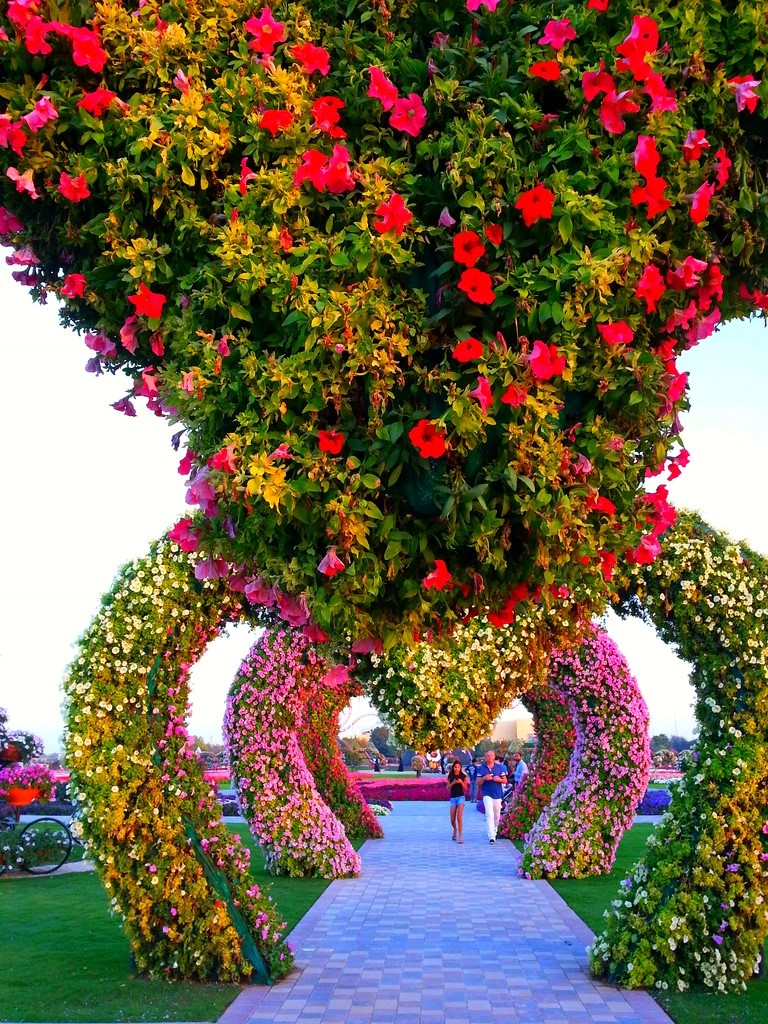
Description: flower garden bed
xmin=355 ymin=778 xmax=447 ymax=802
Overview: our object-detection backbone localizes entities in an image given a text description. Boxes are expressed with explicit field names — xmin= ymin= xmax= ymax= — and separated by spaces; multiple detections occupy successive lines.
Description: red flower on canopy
xmin=515 ymin=184 xmax=555 ymax=226
xmin=485 ymin=224 xmax=503 ymax=246
xmin=682 ymin=129 xmax=709 ymax=162
xmin=311 ymin=96 xmax=346 ymax=138
xmin=259 ymin=109 xmax=294 ymax=136
xmin=77 ymin=88 xmax=117 ymax=117
xmin=61 ymin=273 xmax=87 ymax=298
xmin=728 ymin=75 xmax=761 ymax=113
xmin=453 ymin=230 xmax=485 ymax=267
xmin=690 ymin=180 xmax=716 ymax=224
xmin=529 ymin=339 xmax=565 ymax=380
xmin=458 ymin=268 xmax=496 ymax=304
xmin=539 ymin=18 xmax=576 ymax=51
xmin=599 ymin=90 xmax=640 ymax=134
xmin=373 ymin=193 xmax=412 ymax=236
xmin=582 ymin=61 xmax=615 ymax=101
xmin=452 ymin=337 xmax=483 ymax=362
xmin=323 ymin=145 xmax=355 ymax=193
xmin=666 ymin=256 xmax=708 ymax=290
xmin=318 ymin=546 xmax=345 ymax=577
xmin=643 ymin=72 xmax=677 ymax=113
xmin=58 ymin=171 xmax=90 ymax=202
xmin=713 ymin=148 xmax=731 ymax=191
xmin=587 ymin=0 xmax=609 ymax=10
xmin=423 ymin=559 xmax=452 ymax=591
xmin=210 ymin=443 xmax=238 ymax=472
xmin=293 ymin=149 xmax=328 ymax=190
xmin=615 ymin=15 xmax=659 ymax=66
xmin=0 ymin=119 xmax=27 ymax=158
xmin=128 ymin=283 xmax=167 ymax=319
xmin=470 ymin=376 xmax=494 ymax=414
xmin=529 ymin=61 xmax=561 ymax=81
xmin=630 ymin=176 xmax=670 ymax=218
xmin=597 ymin=322 xmax=634 ymax=345
xmin=626 ymin=534 xmax=662 ymax=565
xmin=367 ymin=67 xmax=399 ymax=111
xmin=168 ymin=518 xmax=201 ymax=552
xmin=64 ymin=26 xmax=108 ymax=73
xmin=501 ymin=383 xmax=528 ymax=406
xmin=409 ymin=420 xmax=447 ymax=458
xmin=586 ymin=493 xmax=617 ymax=515
xmin=635 ymin=265 xmax=665 ymax=312
xmin=318 ymin=429 xmax=345 ymax=454
xmin=291 ymin=42 xmax=331 ymax=75
xmin=633 ymin=135 xmax=660 ymax=179
xmin=389 ymin=94 xmax=427 ymax=136
xmin=244 ymin=8 xmax=287 ymax=55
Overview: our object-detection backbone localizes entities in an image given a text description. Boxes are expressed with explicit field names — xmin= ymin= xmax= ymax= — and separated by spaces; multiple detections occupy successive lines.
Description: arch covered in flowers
xmin=520 ymin=623 xmax=650 ymax=878
xmin=498 ymin=682 xmax=575 ymax=842
xmin=62 ymin=536 xmax=293 ymax=983
xmin=590 ymin=512 xmax=768 ymax=994
xmin=225 ymin=628 xmax=362 ymax=878
xmin=2 ymin=2 xmax=767 ymax=650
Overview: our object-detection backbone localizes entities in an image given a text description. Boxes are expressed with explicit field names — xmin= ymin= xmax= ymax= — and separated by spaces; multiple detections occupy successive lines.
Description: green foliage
xmin=3 ymin=1 xmax=767 ymax=644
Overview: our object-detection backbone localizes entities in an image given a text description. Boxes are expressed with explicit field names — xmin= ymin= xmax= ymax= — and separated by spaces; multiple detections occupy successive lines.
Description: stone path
xmin=220 ymin=803 xmax=672 ymax=1024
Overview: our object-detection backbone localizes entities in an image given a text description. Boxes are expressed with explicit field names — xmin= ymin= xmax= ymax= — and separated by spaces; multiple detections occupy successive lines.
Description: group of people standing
xmin=445 ymin=749 xmax=529 ymax=844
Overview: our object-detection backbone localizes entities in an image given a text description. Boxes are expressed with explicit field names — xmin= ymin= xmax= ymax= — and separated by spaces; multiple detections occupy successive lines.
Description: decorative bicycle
xmin=0 ymin=789 xmax=73 ymax=876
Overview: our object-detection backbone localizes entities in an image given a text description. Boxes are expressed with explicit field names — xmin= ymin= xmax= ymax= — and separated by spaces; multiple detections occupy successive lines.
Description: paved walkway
xmin=220 ymin=803 xmax=671 ymax=1024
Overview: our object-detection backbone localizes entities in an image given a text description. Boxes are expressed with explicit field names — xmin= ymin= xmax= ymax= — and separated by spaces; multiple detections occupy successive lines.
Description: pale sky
xmin=1 ymin=264 xmax=767 ymax=751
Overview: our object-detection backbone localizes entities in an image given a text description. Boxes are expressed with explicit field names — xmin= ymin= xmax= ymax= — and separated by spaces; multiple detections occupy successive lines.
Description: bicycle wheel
xmin=20 ymin=817 xmax=73 ymax=874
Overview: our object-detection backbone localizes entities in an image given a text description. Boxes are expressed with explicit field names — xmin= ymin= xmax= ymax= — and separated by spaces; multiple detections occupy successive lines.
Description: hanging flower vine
xmin=590 ymin=512 xmax=768 ymax=994
xmin=62 ymin=536 xmax=293 ymax=983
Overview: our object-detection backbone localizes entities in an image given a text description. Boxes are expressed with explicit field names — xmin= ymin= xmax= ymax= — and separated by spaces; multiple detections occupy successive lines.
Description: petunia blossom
xmin=728 ymin=75 xmax=761 ymax=113
xmin=458 ymin=268 xmax=496 ymax=304
xmin=22 ymin=96 xmax=57 ymax=132
xmin=58 ymin=171 xmax=90 ymax=201
xmin=259 ymin=109 xmax=294 ymax=136
xmin=119 ymin=315 xmax=140 ymax=353
xmin=599 ymin=90 xmax=640 ymax=134
xmin=318 ymin=429 xmax=345 ymax=454
xmin=453 ymin=230 xmax=485 ymax=267
xmin=311 ymin=96 xmax=345 ymax=138
xmin=367 ymin=67 xmax=399 ymax=111
xmin=597 ymin=322 xmax=634 ymax=345
xmin=631 ymin=176 xmax=670 ymax=218
xmin=323 ymin=145 xmax=355 ymax=193
xmin=409 ymin=419 xmax=447 ymax=458
xmin=635 ymin=264 xmax=665 ymax=312
xmin=291 ymin=42 xmax=330 ymax=75
xmin=689 ymin=180 xmax=716 ymax=224
xmin=423 ymin=559 xmax=452 ymax=591
xmin=633 ymin=135 xmax=660 ymax=179
xmin=515 ymin=184 xmax=555 ymax=226
xmin=466 ymin=0 xmax=500 ymax=10
xmin=6 ymin=167 xmax=38 ymax=198
xmin=529 ymin=339 xmax=566 ymax=380
xmin=582 ymin=61 xmax=615 ymax=101
xmin=682 ymin=129 xmax=710 ymax=162
xmin=389 ymin=94 xmax=427 ymax=137
xmin=77 ymin=88 xmax=117 ymax=116
xmin=0 ymin=206 xmax=24 ymax=235
xmin=61 ymin=273 xmax=87 ymax=298
xmin=470 ymin=376 xmax=494 ymax=414
xmin=529 ymin=61 xmax=561 ymax=81
xmin=128 ymin=282 xmax=167 ymax=319
xmin=452 ymin=337 xmax=483 ymax=362
xmin=501 ymin=382 xmax=528 ymax=406
xmin=318 ymin=546 xmax=345 ymax=577
xmin=539 ymin=18 xmax=576 ymax=51
xmin=373 ymin=193 xmax=412 ymax=235
xmin=245 ymin=8 xmax=287 ymax=55
xmin=485 ymin=224 xmax=503 ymax=246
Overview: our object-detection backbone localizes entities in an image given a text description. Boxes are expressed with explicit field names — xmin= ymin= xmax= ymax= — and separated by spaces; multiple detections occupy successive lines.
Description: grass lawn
xmin=550 ymin=825 xmax=768 ymax=1024
xmin=0 ymin=827 xmax=363 ymax=1023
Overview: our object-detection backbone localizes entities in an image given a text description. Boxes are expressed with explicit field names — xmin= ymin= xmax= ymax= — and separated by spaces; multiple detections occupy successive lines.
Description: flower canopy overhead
xmin=1 ymin=0 xmax=767 ymax=649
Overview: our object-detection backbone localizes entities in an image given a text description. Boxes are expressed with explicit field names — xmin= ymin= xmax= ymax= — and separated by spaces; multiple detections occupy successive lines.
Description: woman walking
xmin=446 ymin=759 xmax=468 ymax=843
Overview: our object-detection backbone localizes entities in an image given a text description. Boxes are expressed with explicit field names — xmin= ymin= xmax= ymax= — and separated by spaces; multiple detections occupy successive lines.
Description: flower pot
xmin=0 ymin=744 xmax=22 ymax=764
xmin=4 ymin=786 xmax=41 ymax=807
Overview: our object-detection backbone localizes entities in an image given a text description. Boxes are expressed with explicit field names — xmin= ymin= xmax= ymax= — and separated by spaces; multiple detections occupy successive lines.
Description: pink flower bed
xmin=356 ymin=778 xmax=448 ymax=802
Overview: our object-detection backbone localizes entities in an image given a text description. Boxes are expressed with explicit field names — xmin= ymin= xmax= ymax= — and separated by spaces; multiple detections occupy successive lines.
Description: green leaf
xmin=180 ymin=164 xmax=195 ymax=187
xmin=361 ymin=473 xmax=380 ymax=488
xmin=558 ymin=213 xmax=573 ymax=243
xmin=230 ymin=303 xmax=253 ymax=322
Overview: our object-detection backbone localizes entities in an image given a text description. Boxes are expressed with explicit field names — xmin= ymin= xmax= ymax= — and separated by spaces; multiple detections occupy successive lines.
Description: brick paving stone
xmin=217 ymin=803 xmax=673 ymax=1024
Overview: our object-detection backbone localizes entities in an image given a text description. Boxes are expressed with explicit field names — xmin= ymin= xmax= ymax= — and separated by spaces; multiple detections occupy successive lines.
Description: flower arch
xmin=590 ymin=512 xmax=768 ymax=993
xmin=498 ymin=682 xmax=575 ymax=842
xmin=520 ymin=623 xmax=650 ymax=878
xmin=224 ymin=627 xmax=365 ymax=877
xmin=62 ymin=536 xmax=293 ymax=983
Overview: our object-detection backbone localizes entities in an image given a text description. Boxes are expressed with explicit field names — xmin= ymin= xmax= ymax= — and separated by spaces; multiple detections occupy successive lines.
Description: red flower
xmin=293 ymin=149 xmax=328 ymax=190
xmin=311 ymin=96 xmax=345 ymax=138
xmin=323 ymin=145 xmax=355 ymax=194
xmin=587 ymin=0 xmax=609 ymax=10
xmin=423 ymin=559 xmax=452 ymax=591
xmin=529 ymin=61 xmax=561 ymax=81
xmin=318 ymin=546 xmax=345 ymax=577
xmin=728 ymin=75 xmax=761 ymax=113
xmin=713 ymin=148 xmax=731 ymax=191
xmin=239 ymin=157 xmax=256 ymax=195
xmin=291 ymin=42 xmax=331 ymax=76
xmin=586 ymin=494 xmax=616 ymax=515
xmin=665 ymin=256 xmax=708 ymax=290
xmin=409 ymin=420 xmax=447 ymax=458
xmin=634 ymin=264 xmax=665 ymax=312
xmin=452 ymin=230 xmax=485 ymax=267
xmin=367 ymin=67 xmax=399 ymax=111
xmin=278 ymin=227 xmax=293 ymax=251
xmin=539 ymin=18 xmax=576 ymax=51
xmin=487 ymin=595 xmax=517 ymax=627
xmin=599 ymin=90 xmax=640 ymax=134
xmin=515 ymin=184 xmax=555 ymax=226
xmin=77 ymin=88 xmax=117 ymax=117
xmin=643 ymin=73 xmax=678 ymax=114
xmin=633 ymin=135 xmax=660 ymax=179
xmin=64 ymin=26 xmax=108 ymax=73
xmin=61 ymin=273 xmax=87 ymax=298
xmin=318 ymin=429 xmax=345 ymax=454
xmin=58 ymin=171 xmax=90 ymax=202
xmin=682 ymin=129 xmax=709 ymax=162
xmin=626 ymin=534 xmax=662 ymax=565
xmin=259 ymin=109 xmax=294 ymax=136
xmin=615 ymin=16 xmax=659 ymax=68
xmin=210 ymin=444 xmax=238 ymax=472
xmin=373 ymin=193 xmax=412 ymax=236
xmin=528 ymin=339 xmax=565 ymax=380
xmin=458 ymin=268 xmax=496 ymax=305
xmin=244 ymin=8 xmax=287 ymax=55
xmin=630 ymin=176 xmax=671 ymax=218
xmin=690 ymin=181 xmax=716 ymax=224
xmin=582 ymin=61 xmax=615 ymax=101
xmin=597 ymin=322 xmax=634 ymax=345
xmin=452 ymin=337 xmax=483 ymax=362
xmin=501 ymin=383 xmax=528 ymax=407
xmin=389 ymin=94 xmax=427 ymax=137
xmin=485 ymin=224 xmax=503 ymax=246
xmin=470 ymin=376 xmax=493 ymax=414
xmin=128 ymin=283 xmax=167 ymax=319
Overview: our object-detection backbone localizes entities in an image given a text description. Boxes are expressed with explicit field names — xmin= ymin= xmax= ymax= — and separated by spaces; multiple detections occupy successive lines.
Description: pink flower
xmin=245 ymin=8 xmax=287 ymax=55
xmin=7 ymin=167 xmax=39 ymax=198
xmin=470 ymin=375 xmax=494 ymax=414
xmin=22 ymin=96 xmax=58 ymax=132
xmin=423 ymin=559 xmax=452 ymax=591
xmin=173 ymin=69 xmax=190 ymax=94
xmin=539 ymin=18 xmax=576 ymax=51
xmin=597 ymin=322 xmax=634 ymax=345
xmin=389 ymin=94 xmax=427 ymax=137
xmin=61 ymin=273 xmax=87 ymax=298
xmin=367 ymin=67 xmax=399 ymax=111
xmin=529 ymin=339 xmax=566 ymax=380
xmin=318 ymin=546 xmax=345 ymax=577
xmin=689 ymin=181 xmax=716 ymax=224
xmin=291 ymin=42 xmax=330 ymax=75
xmin=58 ymin=171 xmax=91 ymax=202
xmin=466 ymin=0 xmax=499 ymax=10
xmin=728 ymin=76 xmax=761 ymax=113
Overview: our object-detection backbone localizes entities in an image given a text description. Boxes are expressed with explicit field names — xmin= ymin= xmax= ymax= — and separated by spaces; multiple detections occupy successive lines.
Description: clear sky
xmin=1 ymin=263 xmax=767 ymax=751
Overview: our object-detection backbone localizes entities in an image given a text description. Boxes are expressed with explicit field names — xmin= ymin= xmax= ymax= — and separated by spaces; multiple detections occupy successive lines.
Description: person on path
xmin=513 ymin=751 xmax=529 ymax=787
xmin=466 ymin=757 xmax=479 ymax=801
xmin=446 ymin=759 xmax=468 ymax=843
xmin=477 ymin=749 xmax=507 ymax=843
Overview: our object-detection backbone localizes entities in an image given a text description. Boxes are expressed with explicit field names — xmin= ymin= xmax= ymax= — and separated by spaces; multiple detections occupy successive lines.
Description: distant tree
xmin=669 ymin=735 xmax=692 ymax=752
xmin=650 ymin=734 xmax=671 ymax=753
xmin=370 ymin=725 xmax=393 ymax=757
